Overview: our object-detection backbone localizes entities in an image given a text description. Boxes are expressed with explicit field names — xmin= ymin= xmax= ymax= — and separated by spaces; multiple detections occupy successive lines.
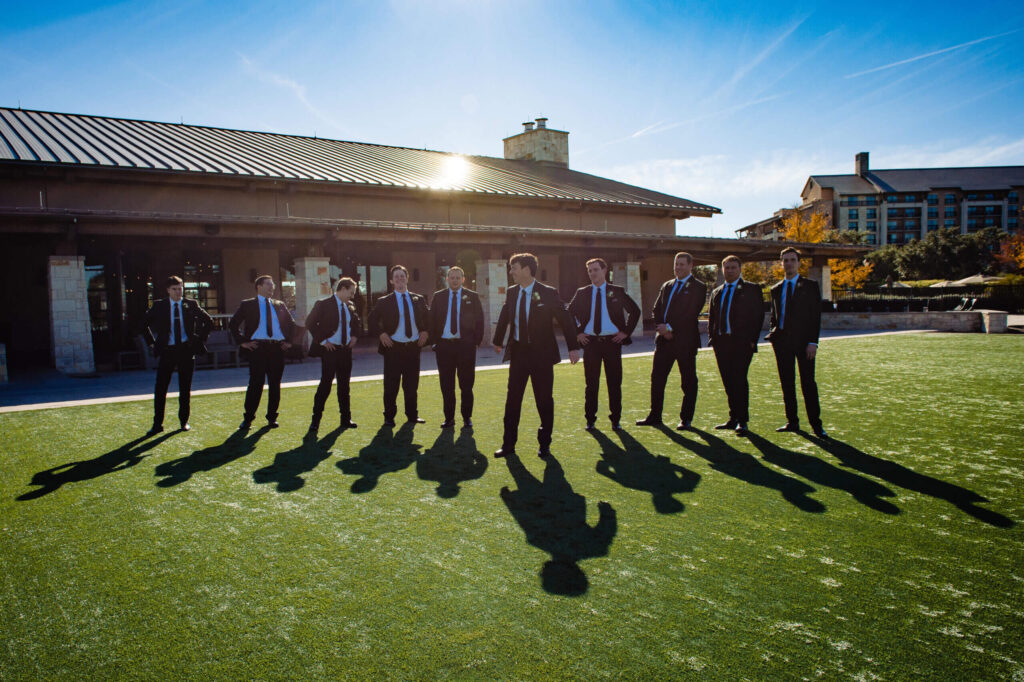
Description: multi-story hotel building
xmin=739 ymin=152 xmax=1024 ymax=245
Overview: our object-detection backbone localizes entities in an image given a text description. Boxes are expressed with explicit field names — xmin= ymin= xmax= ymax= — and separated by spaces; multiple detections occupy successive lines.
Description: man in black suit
xmin=637 ymin=251 xmax=708 ymax=430
xmin=143 ymin=275 xmax=213 ymax=435
xmin=708 ymin=255 xmax=764 ymax=436
xmin=368 ymin=265 xmax=430 ymax=426
xmin=429 ymin=266 xmax=484 ymax=429
xmin=305 ymin=277 xmax=360 ymax=438
xmin=492 ymin=253 xmax=580 ymax=459
xmin=229 ymin=275 xmax=296 ymax=430
xmin=764 ymin=247 xmax=826 ymax=438
xmin=568 ymin=258 xmax=641 ymax=431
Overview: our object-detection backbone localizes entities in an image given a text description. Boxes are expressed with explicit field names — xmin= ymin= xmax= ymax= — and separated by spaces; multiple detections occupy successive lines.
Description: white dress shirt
xmin=513 ymin=281 xmax=535 ymax=342
xmin=583 ymin=283 xmax=619 ymax=336
xmin=390 ymin=291 xmax=419 ymax=343
xmin=324 ymin=295 xmax=350 ymax=346
xmin=169 ymin=299 xmax=189 ymax=343
xmin=251 ymin=295 xmax=286 ymax=341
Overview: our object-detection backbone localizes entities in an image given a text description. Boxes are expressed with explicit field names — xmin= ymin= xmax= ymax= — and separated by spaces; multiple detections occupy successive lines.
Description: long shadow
xmin=804 ymin=434 xmax=1015 ymax=528
xmin=416 ymin=427 xmax=488 ymax=498
xmin=657 ymin=425 xmax=826 ymax=513
xmin=746 ymin=432 xmax=900 ymax=515
xmin=500 ymin=453 xmax=617 ymax=597
xmin=17 ymin=432 xmax=176 ymax=501
xmin=154 ymin=426 xmax=271 ymax=488
xmin=336 ymin=422 xmax=421 ymax=493
xmin=587 ymin=428 xmax=700 ymax=513
xmin=252 ymin=427 xmax=345 ymax=493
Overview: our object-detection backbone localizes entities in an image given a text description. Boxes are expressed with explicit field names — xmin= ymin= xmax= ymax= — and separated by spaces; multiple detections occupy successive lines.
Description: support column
xmin=476 ymin=259 xmax=509 ymax=343
xmin=808 ymin=262 xmax=832 ymax=300
xmin=293 ymin=257 xmax=332 ymax=326
xmin=48 ymin=255 xmax=94 ymax=374
xmin=612 ymin=261 xmax=644 ymax=322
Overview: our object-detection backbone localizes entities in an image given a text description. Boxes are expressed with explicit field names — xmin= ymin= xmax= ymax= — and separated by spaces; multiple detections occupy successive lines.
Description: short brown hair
xmin=586 ymin=258 xmax=608 ymax=271
xmin=335 ymin=277 xmax=356 ymax=292
xmin=721 ymin=255 xmax=742 ymax=266
xmin=389 ymin=265 xmax=408 ymax=278
xmin=165 ymin=275 xmax=183 ymax=288
xmin=254 ymin=274 xmax=273 ymax=289
xmin=780 ymin=247 xmax=801 ymax=260
xmin=447 ymin=266 xmax=465 ymax=276
xmin=509 ymin=253 xmax=538 ymax=276
xmin=674 ymin=252 xmax=693 ymax=264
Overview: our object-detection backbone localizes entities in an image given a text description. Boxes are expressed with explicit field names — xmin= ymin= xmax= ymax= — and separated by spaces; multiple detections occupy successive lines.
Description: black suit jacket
xmin=650 ymin=277 xmax=708 ymax=350
xmin=765 ymin=276 xmax=821 ymax=347
xmin=228 ymin=297 xmax=297 ymax=360
xmin=708 ymin=279 xmax=764 ymax=352
xmin=492 ymin=281 xmax=580 ymax=365
xmin=428 ymin=287 xmax=485 ymax=347
xmin=368 ymin=290 xmax=430 ymax=354
xmin=305 ymin=295 xmax=361 ymax=358
xmin=567 ymin=284 xmax=641 ymax=345
xmin=143 ymin=297 xmax=213 ymax=356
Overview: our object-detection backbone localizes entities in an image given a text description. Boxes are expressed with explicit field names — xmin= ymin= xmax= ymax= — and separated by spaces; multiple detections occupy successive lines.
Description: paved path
xmin=0 ymin=329 xmax=922 ymax=413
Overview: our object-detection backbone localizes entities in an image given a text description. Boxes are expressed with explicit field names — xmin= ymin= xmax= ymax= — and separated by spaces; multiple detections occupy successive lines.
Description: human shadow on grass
xmin=154 ymin=426 xmax=271 ymax=488
xmin=587 ymin=428 xmax=700 ymax=513
xmin=416 ymin=427 xmax=488 ymax=498
xmin=17 ymin=432 xmax=176 ymax=501
xmin=500 ymin=453 xmax=617 ymax=597
xmin=252 ymin=427 xmax=345 ymax=493
xmin=336 ymin=423 xmax=421 ymax=493
xmin=745 ymin=432 xmax=900 ymax=515
xmin=803 ymin=434 xmax=1014 ymax=528
xmin=657 ymin=425 xmax=826 ymax=513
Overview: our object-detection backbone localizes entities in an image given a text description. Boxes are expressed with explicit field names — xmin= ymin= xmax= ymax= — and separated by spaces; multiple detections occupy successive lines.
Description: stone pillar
xmin=807 ymin=263 xmax=832 ymax=300
xmin=612 ymin=261 xmax=644 ymax=319
xmin=293 ymin=257 xmax=332 ymax=326
xmin=48 ymin=255 xmax=95 ymax=374
xmin=476 ymin=259 xmax=509 ymax=343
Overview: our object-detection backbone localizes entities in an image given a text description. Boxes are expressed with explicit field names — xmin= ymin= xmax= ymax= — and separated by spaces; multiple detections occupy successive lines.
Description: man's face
xmin=722 ymin=260 xmax=741 ymax=282
xmin=781 ymin=253 xmax=800 ymax=277
xmin=587 ymin=262 xmax=607 ymax=285
xmin=336 ymin=286 xmax=354 ymax=303
xmin=447 ymin=269 xmax=464 ymax=291
xmin=674 ymin=256 xmax=693 ymax=280
xmin=391 ymin=269 xmax=408 ymax=291
xmin=167 ymin=284 xmax=184 ymax=301
xmin=509 ymin=262 xmax=532 ymax=286
xmin=257 ymin=278 xmax=275 ymax=298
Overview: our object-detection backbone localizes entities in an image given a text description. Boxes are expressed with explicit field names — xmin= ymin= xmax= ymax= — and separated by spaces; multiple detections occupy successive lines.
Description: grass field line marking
xmin=0 ymin=329 xmax=928 ymax=414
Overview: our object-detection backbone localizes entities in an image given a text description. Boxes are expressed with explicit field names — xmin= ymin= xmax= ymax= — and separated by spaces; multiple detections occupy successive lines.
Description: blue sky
xmin=2 ymin=0 xmax=1022 ymax=237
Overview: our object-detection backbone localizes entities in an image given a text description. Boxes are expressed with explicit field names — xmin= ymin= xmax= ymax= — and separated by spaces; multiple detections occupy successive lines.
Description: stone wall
xmin=476 ymin=259 xmax=509 ymax=343
xmin=753 ymin=310 xmax=1009 ymax=334
xmin=612 ymin=261 xmax=643 ymax=317
xmin=293 ymin=257 xmax=331 ymax=326
xmin=48 ymin=255 xmax=95 ymax=374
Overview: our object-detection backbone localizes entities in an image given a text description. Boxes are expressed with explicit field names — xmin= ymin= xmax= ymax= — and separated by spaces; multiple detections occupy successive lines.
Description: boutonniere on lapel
xmin=532 ymin=291 xmax=541 ymax=302
xmin=606 ymin=289 xmax=614 ymax=300
xmin=462 ymin=294 xmax=471 ymax=304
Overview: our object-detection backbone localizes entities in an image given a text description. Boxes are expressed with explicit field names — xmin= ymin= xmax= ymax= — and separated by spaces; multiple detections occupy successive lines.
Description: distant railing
xmin=830 ymin=285 xmax=1024 ymax=313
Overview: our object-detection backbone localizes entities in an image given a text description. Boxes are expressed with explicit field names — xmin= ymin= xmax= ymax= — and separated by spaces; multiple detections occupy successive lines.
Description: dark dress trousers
xmin=764 ymin=276 xmax=822 ymax=430
xmin=429 ymin=287 xmax=485 ymax=423
xmin=708 ymin=279 xmax=764 ymax=424
xmin=648 ymin=276 xmax=708 ymax=423
xmin=144 ymin=297 xmax=213 ymax=427
xmin=229 ymin=297 xmax=297 ymax=422
xmin=306 ymin=294 xmax=361 ymax=422
xmin=567 ymin=283 xmax=641 ymax=424
xmin=492 ymin=281 xmax=580 ymax=449
xmin=368 ymin=291 xmax=430 ymax=421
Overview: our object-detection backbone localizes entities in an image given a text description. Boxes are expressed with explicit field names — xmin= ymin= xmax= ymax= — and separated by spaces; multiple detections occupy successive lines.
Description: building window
xmin=888 ymin=233 xmax=900 ymax=243
xmin=904 ymin=194 xmax=915 ymax=202
xmin=1009 ymin=191 xmax=1018 ymax=203
xmin=927 ymin=219 xmax=937 ymax=230
xmin=904 ymin=208 xmax=917 ymax=217
xmin=945 ymin=207 xmax=956 ymax=218
xmin=927 ymin=208 xmax=938 ymax=218
xmin=927 ymin=194 xmax=938 ymax=205
xmin=985 ymin=205 xmax=997 ymax=215
xmin=866 ymin=221 xmax=876 ymax=230
xmin=1010 ymin=218 xmax=1019 ymax=230
xmin=849 ymin=222 xmax=858 ymax=230
xmin=966 ymin=193 xmax=977 ymax=200
xmin=945 ymin=219 xmax=957 ymax=227
xmin=866 ymin=208 xmax=877 ymax=219
xmin=983 ymin=193 xmax=994 ymax=200
xmin=887 ymin=208 xmax=899 ymax=218
xmin=967 ymin=219 xmax=977 ymax=229
xmin=985 ymin=217 xmax=995 ymax=226
xmin=86 ymin=264 xmax=110 ymax=333
xmin=945 ymin=193 xmax=957 ymax=203
xmin=848 ymin=209 xmax=858 ymax=219
xmin=846 ymin=197 xmax=859 ymax=206
xmin=906 ymin=220 xmax=917 ymax=229
xmin=886 ymin=194 xmax=898 ymax=202
xmin=864 ymin=196 xmax=878 ymax=205
xmin=182 ymin=259 xmax=223 ymax=315
xmin=866 ymin=234 xmax=877 ymax=245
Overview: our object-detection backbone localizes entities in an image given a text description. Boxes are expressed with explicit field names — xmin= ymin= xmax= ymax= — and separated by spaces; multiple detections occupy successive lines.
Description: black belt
xmin=252 ymin=339 xmax=283 ymax=346
xmin=391 ymin=340 xmax=419 ymax=347
xmin=587 ymin=335 xmax=617 ymax=342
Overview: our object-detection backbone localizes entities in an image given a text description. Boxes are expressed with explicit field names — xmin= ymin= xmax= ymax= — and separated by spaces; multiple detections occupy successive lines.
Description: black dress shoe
xmin=341 ymin=421 xmax=358 ymax=430
xmin=715 ymin=420 xmax=738 ymax=430
xmin=735 ymin=422 xmax=748 ymax=436
xmin=611 ymin=422 xmax=623 ymax=431
xmin=440 ymin=420 xmax=456 ymax=429
xmin=146 ymin=425 xmax=163 ymax=437
xmin=775 ymin=423 xmax=799 ymax=432
xmin=538 ymin=445 xmax=552 ymax=459
xmin=635 ymin=416 xmax=663 ymax=426
xmin=584 ymin=421 xmax=596 ymax=431
xmin=813 ymin=427 xmax=829 ymax=439
xmin=675 ymin=421 xmax=692 ymax=431
xmin=494 ymin=447 xmax=515 ymax=458
xmin=463 ymin=419 xmax=473 ymax=428
xmin=383 ymin=419 xmax=396 ymax=427
xmin=407 ymin=417 xmax=426 ymax=424
xmin=238 ymin=419 xmax=252 ymax=431
xmin=179 ymin=422 xmax=191 ymax=432
xmin=267 ymin=420 xmax=280 ymax=429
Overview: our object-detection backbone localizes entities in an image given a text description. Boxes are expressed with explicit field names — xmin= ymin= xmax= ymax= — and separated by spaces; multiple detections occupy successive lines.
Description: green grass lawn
xmin=1 ymin=333 xmax=1022 ymax=680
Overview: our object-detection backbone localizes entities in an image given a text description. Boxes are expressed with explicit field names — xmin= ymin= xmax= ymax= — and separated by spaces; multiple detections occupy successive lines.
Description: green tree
xmin=894 ymin=228 xmax=1003 ymax=280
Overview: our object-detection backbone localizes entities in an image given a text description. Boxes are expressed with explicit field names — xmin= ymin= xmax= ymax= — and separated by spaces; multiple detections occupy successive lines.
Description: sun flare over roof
xmin=430 ymin=154 xmax=470 ymax=189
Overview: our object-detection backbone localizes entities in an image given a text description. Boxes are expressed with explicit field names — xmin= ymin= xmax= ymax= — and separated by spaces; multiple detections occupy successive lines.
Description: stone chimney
xmin=503 ymin=117 xmax=569 ymax=167
xmin=855 ymin=151 xmax=869 ymax=177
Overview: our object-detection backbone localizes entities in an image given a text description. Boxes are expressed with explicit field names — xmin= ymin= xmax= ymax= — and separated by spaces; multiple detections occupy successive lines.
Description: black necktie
xmin=403 ymin=294 xmax=413 ymax=338
xmin=340 ymin=303 xmax=348 ymax=346
xmin=265 ymin=298 xmax=273 ymax=337
xmin=593 ymin=286 xmax=603 ymax=335
xmin=783 ymin=280 xmax=794 ymax=328
xmin=449 ymin=290 xmax=458 ymax=336
xmin=172 ymin=302 xmax=181 ymax=344
xmin=723 ymin=284 xmax=734 ymax=335
xmin=518 ymin=289 xmax=528 ymax=343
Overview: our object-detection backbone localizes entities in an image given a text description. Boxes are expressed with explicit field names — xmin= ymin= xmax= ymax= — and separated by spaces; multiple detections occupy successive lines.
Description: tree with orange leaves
xmin=995 ymin=233 xmax=1024 ymax=272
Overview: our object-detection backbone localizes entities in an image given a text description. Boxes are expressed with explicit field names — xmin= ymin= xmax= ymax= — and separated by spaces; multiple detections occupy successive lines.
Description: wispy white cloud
xmin=715 ymin=16 xmax=807 ymax=97
xmin=843 ymin=29 xmax=1019 ymax=79
xmin=876 ymin=137 xmax=1024 ymax=169
xmin=238 ymin=53 xmax=349 ymax=136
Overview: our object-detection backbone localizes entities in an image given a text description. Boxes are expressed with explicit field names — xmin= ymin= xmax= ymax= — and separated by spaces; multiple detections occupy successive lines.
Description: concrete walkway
xmin=0 ymin=328 xmax=929 ymax=412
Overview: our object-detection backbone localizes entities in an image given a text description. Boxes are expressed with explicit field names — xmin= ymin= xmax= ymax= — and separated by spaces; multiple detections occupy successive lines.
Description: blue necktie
xmin=665 ymin=280 xmax=682 ymax=322
xmin=723 ymin=283 xmax=734 ymax=335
